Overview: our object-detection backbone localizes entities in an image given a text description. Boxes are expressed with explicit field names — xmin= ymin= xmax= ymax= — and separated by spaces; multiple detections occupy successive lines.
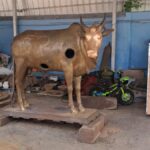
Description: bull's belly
xmin=13 ymin=50 xmax=91 ymax=77
xmin=28 ymin=61 xmax=63 ymax=71
xmin=27 ymin=60 xmax=87 ymax=77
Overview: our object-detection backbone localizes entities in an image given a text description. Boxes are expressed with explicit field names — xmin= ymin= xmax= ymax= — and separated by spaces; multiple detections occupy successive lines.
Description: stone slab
xmin=78 ymin=115 xmax=105 ymax=144
xmin=0 ymin=95 xmax=100 ymax=125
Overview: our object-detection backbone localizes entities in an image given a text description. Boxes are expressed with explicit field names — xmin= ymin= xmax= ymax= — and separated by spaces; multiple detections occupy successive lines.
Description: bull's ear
xmin=102 ymin=29 xmax=114 ymax=37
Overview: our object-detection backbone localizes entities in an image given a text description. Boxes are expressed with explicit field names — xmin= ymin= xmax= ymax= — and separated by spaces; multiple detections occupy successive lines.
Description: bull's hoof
xmin=79 ymin=105 xmax=85 ymax=112
xmin=24 ymin=101 xmax=30 ymax=108
xmin=71 ymin=107 xmax=78 ymax=114
xmin=20 ymin=106 xmax=26 ymax=111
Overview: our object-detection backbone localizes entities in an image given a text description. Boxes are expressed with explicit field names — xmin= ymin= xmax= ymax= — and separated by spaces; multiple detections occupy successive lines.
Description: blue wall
xmin=0 ymin=12 xmax=150 ymax=71
xmin=0 ymin=20 xmax=13 ymax=55
xmin=116 ymin=12 xmax=150 ymax=70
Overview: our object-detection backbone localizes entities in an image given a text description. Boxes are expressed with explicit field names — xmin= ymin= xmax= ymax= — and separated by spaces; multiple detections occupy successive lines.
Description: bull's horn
xmin=80 ymin=16 xmax=87 ymax=27
xmin=99 ymin=14 xmax=106 ymax=27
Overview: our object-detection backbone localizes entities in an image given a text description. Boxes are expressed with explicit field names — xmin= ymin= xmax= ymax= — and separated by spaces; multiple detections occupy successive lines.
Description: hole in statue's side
xmin=40 ymin=64 xmax=49 ymax=70
xmin=65 ymin=48 xmax=75 ymax=59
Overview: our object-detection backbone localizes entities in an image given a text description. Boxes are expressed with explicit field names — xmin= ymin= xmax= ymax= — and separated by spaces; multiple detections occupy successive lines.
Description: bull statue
xmin=12 ymin=17 xmax=113 ymax=114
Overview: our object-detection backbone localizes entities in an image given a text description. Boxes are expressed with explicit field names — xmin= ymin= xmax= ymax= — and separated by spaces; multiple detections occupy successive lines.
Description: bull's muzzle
xmin=87 ymin=50 xmax=98 ymax=58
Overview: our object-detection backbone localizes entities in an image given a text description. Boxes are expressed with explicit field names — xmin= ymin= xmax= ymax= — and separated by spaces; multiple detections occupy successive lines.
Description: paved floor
xmin=0 ymin=99 xmax=149 ymax=150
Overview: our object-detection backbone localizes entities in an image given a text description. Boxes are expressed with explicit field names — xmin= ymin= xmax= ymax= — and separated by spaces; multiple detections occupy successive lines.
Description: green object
xmin=120 ymin=76 xmax=130 ymax=82
xmin=124 ymin=0 xmax=143 ymax=12
xmin=120 ymin=87 xmax=131 ymax=102
xmin=122 ymin=93 xmax=131 ymax=102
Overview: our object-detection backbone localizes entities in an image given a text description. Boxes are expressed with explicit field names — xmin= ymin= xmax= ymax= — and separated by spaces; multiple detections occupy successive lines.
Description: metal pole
xmin=146 ymin=43 xmax=150 ymax=115
xmin=111 ymin=0 xmax=117 ymax=71
xmin=12 ymin=0 xmax=17 ymax=36
xmin=11 ymin=0 xmax=17 ymax=104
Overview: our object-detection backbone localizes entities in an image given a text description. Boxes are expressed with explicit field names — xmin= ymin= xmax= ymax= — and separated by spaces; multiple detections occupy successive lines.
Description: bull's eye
xmin=94 ymin=35 xmax=101 ymax=41
xmin=98 ymin=37 xmax=101 ymax=40
xmin=40 ymin=63 xmax=49 ymax=69
xmin=97 ymin=35 xmax=101 ymax=40
xmin=86 ymin=35 xmax=92 ymax=41
xmin=65 ymin=48 xmax=75 ymax=59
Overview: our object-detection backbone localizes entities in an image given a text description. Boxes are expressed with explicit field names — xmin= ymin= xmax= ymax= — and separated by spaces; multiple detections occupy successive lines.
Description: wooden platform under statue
xmin=0 ymin=94 xmax=106 ymax=143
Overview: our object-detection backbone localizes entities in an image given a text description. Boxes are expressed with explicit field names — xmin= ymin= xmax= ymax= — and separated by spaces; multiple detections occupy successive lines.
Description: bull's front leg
xmin=15 ymin=58 xmax=27 ymax=111
xmin=74 ymin=76 xmax=85 ymax=112
xmin=63 ymin=65 xmax=78 ymax=114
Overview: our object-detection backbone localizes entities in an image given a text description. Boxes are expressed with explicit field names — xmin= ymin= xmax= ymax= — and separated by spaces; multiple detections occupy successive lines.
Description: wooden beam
xmin=0 ymin=12 xmax=125 ymax=20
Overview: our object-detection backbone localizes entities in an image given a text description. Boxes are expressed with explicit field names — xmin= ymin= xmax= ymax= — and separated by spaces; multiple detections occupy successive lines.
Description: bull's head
xmin=80 ymin=16 xmax=114 ymax=59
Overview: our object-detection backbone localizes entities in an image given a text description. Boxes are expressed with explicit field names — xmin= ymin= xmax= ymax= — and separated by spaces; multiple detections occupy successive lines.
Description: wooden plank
xmin=0 ymin=95 xmax=100 ymax=125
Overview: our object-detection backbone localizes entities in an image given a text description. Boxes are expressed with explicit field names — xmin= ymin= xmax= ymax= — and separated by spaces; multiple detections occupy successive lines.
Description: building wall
xmin=0 ymin=11 xmax=150 ymax=71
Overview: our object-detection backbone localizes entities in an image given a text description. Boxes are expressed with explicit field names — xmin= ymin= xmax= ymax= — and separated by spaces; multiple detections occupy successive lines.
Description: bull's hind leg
xmin=74 ymin=76 xmax=85 ymax=112
xmin=21 ymin=69 xmax=30 ymax=108
xmin=64 ymin=65 xmax=78 ymax=114
xmin=21 ymin=78 xmax=30 ymax=108
xmin=15 ymin=58 xmax=27 ymax=111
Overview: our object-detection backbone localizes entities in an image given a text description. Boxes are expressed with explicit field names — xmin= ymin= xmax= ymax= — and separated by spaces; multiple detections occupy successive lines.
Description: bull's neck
xmin=80 ymin=39 xmax=97 ymax=73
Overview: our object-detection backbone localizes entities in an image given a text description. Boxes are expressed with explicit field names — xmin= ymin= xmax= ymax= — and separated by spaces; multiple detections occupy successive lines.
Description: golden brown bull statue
xmin=12 ymin=17 xmax=113 ymax=113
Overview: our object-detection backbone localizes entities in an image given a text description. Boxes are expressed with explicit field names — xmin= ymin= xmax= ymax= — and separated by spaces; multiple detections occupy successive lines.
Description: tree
xmin=124 ymin=0 xmax=143 ymax=12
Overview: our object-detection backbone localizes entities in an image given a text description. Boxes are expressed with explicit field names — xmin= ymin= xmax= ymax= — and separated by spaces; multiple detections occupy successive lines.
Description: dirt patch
xmin=0 ymin=141 xmax=20 ymax=150
xmin=100 ymin=126 xmax=121 ymax=138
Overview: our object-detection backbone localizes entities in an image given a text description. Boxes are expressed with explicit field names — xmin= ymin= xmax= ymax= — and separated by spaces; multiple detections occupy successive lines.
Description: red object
xmin=81 ymin=75 xmax=97 ymax=95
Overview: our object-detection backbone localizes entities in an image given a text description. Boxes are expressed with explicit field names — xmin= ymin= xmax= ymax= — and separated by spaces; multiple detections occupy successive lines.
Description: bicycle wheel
xmin=117 ymin=88 xmax=134 ymax=105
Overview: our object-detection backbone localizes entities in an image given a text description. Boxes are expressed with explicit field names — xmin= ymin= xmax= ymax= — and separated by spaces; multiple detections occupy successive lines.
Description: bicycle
xmin=89 ymin=71 xmax=135 ymax=105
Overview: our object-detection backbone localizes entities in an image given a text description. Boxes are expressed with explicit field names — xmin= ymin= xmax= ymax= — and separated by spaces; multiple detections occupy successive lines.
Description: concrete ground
xmin=0 ymin=99 xmax=149 ymax=150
